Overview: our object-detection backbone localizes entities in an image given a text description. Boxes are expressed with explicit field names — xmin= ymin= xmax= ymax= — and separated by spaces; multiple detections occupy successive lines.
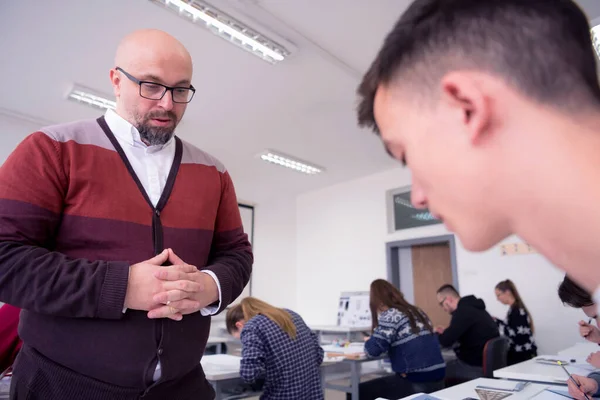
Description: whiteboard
xmin=231 ymin=204 xmax=254 ymax=304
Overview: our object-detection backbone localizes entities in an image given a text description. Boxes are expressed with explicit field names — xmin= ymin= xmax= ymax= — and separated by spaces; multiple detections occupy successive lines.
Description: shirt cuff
xmin=200 ymin=270 xmax=222 ymax=316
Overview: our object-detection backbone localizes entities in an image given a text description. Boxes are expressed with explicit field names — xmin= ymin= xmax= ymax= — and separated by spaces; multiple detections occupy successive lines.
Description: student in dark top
xmin=494 ymin=280 xmax=537 ymax=365
xmin=352 ymin=279 xmax=446 ymax=400
xmin=226 ymin=297 xmax=324 ymax=400
xmin=435 ymin=284 xmax=499 ymax=382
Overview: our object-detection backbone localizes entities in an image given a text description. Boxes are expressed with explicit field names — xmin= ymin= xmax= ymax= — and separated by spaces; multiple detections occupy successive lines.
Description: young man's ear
xmin=440 ymin=71 xmax=492 ymax=145
xmin=235 ymin=321 xmax=244 ymax=330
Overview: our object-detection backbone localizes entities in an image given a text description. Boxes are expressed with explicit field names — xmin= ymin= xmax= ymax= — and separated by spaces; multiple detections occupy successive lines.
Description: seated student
xmin=435 ymin=284 xmax=499 ymax=382
xmin=559 ymin=275 xmax=600 ymax=346
xmin=558 ymin=275 xmax=600 ymax=400
xmin=226 ymin=297 xmax=324 ymax=400
xmin=354 ymin=279 xmax=445 ymax=400
xmin=494 ymin=280 xmax=538 ymax=365
xmin=0 ymin=303 xmax=22 ymax=373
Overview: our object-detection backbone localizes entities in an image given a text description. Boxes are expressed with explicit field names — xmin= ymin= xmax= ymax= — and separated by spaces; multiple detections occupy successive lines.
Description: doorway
xmin=386 ymin=235 xmax=458 ymax=327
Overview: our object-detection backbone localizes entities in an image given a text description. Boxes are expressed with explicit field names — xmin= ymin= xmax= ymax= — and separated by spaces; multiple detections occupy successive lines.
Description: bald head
xmin=110 ymin=29 xmax=194 ymax=146
xmin=115 ymin=29 xmax=192 ymax=74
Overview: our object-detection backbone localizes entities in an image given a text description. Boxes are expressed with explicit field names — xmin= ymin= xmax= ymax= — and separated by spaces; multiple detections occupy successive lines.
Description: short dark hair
xmin=558 ymin=275 xmax=594 ymax=309
xmin=357 ymin=0 xmax=600 ymax=132
xmin=437 ymin=284 xmax=459 ymax=298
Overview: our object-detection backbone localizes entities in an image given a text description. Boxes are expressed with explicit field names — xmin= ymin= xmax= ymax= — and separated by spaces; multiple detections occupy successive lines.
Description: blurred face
xmin=437 ymin=293 xmax=455 ymax=314
xmin=373 ymin=76 xmax=512 ymax=252
xmin=582 ymin=305 xmax=600 ymax=328
xmin=230 ymin=320 xmax=245 ymax=339
xmin=495 ymin=289 xmax=512 ymax=305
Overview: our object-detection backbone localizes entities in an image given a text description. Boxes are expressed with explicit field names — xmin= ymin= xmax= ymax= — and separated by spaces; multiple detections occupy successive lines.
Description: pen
xmin=558 ymin=361 xmax=591 ymax=400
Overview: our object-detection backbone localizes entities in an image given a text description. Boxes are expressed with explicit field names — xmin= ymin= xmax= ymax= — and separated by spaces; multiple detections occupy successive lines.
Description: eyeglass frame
xmin=115 ymin=66 xmax=196 ymax=103
xmin=438 ymin=296 xmax=447 ymax=308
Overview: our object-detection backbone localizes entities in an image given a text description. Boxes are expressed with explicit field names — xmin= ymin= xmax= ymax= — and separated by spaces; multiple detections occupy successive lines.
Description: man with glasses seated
xmin=435 ymin=285 xmax=499 ymax=384
xmin=0 ymin=29 xmax=253 ymax=400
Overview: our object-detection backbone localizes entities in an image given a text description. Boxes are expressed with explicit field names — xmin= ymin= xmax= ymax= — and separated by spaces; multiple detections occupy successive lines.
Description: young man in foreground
xmin=356 ymin=0 xmax=600 ymax=397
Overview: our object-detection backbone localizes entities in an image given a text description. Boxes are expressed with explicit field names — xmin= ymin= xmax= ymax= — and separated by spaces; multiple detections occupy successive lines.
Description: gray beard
xmin=137 ymin=124 xmax=174 ymax=146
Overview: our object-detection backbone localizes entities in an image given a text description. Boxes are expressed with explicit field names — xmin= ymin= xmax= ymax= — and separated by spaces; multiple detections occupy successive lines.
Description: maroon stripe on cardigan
xmin=56 ymin=214 xmax=216 ymax=268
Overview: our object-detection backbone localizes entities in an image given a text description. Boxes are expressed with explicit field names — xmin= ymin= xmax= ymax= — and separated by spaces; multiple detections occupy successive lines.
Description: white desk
xmin=557 ymin=342 xmax=599 ymax=359
xmin=401 ymin=378 xmax=549 ymax=400
xmin=493 ymin=356 xmax=596 ymax=384
xmin=201 ymin=354 xmax=247 ymax=399
xmin=202 ymin=350 xmax=389 ymax=400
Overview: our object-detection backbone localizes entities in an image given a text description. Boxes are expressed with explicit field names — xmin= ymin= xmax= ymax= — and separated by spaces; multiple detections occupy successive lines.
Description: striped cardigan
xmin=0 ymin=116 xmax=253 ymax=399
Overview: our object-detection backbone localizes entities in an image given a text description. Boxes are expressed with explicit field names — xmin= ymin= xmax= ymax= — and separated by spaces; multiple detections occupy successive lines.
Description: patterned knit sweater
xmin=0 ymin=117 xmax=253 ymax=399
xmin=365 ymin=308 xmax=445 ymax=380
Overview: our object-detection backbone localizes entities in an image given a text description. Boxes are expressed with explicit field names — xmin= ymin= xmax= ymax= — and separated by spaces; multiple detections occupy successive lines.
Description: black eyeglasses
xmin=438 ymin=297 xmax=447 ymax=307
xmin=116 ymin=67 xmax=195 ymax=104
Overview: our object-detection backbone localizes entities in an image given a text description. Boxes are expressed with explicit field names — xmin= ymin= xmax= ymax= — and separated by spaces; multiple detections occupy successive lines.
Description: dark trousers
xmin=346 ymin=374 xmax=444 ymax=400
xmin=445 ymin=359 xmax=483 ymax=386
xmin=507 ymin=350 xmax=536 ymax=366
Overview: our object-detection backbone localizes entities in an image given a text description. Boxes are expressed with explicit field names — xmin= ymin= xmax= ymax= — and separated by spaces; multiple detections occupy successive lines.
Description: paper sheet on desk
xmin=566 ymin=362 xmax=597 ymax=375
xmin=531 ymin=388 xmax=575 ymax=400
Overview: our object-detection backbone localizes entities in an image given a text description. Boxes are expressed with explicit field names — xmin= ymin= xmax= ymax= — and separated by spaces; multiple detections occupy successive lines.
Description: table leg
xmin=350 ymin=362 xmax=360 ymax=400
xmin=213 ymin=381 xmax=223 ymax=399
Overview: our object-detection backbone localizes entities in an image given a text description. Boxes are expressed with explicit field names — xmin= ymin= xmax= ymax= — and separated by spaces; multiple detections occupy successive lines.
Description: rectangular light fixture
xmin=67 ymin=85 xmax=116 ymax=111
xmin=258 ymin=150 xmax=324 ymax=175
xmin=150 ymin=0 xmax=290 ymax=64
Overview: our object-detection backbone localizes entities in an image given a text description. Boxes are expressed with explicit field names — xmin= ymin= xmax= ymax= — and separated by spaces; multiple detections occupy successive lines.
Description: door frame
xmin=386 ymin=234 xmax=459 ymax=292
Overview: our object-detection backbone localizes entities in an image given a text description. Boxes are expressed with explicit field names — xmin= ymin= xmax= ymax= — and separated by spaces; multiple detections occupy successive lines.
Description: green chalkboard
xmin=392 ymin=191 xmax=441 ymax=230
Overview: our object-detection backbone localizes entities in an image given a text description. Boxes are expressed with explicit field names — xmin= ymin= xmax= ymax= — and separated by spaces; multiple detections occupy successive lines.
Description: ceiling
xmin=0 ymin=0 xmax=598 ymax=205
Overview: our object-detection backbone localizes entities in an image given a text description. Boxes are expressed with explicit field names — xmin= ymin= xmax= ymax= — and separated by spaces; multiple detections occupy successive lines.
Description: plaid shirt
xmin=240 ymin=310 xmax=324 ymax=400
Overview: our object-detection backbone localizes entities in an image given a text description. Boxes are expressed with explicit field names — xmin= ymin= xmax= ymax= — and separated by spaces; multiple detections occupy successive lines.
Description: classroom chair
xmin=482 ymin=336 xmax=510 ymax=378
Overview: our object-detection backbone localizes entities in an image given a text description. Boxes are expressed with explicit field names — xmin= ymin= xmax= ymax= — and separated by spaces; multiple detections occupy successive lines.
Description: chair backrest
xmin=482 ymin=336 xmax=510 ymax=378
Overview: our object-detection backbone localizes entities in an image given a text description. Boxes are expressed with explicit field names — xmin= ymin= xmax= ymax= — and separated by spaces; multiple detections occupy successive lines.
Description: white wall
xmin=295 ymin=167 xmax=584 ymax=354
xmin=0 ymin=111 xmax=41 ymax=163
xmin=250 ymin=197 xmax=297 ymax=309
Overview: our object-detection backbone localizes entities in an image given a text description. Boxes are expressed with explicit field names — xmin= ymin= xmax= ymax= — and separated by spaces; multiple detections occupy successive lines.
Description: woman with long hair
xmin=494 ymin=279 xmax=537 ymax=365
xmin=353 ymin=279 xmax=445 ymax=400
xmin=225 ymin=297 xmax=324 ymax=400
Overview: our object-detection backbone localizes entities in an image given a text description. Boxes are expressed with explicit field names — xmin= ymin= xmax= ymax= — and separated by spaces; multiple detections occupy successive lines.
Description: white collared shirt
xmin=104 ymin=109 xmax=222 ymax=380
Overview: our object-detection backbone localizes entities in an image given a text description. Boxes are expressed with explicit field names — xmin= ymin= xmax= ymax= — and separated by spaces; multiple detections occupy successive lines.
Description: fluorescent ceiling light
xmin=150 ymin=0 xmax=290 ymax=64
xmin=258 ymin=150 xmax=323 ymax=175
xmin=67 ymin=85 xmax=116 ymax=111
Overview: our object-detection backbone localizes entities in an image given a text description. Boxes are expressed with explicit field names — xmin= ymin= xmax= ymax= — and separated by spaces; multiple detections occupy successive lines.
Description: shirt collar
xmin=103 ymin=109 xmax=173 ymax=152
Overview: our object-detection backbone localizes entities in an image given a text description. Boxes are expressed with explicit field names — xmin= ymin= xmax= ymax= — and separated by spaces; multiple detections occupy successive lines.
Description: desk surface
xmin=201 ymin=354 xmax=241 ymax=381
xmin=557 ymin=342 xmax=599 ymax=359
xmin=401 ymin=378 xmax=548 ymax=400
xmin=493 ymin=356 xmax=596 ymax=384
